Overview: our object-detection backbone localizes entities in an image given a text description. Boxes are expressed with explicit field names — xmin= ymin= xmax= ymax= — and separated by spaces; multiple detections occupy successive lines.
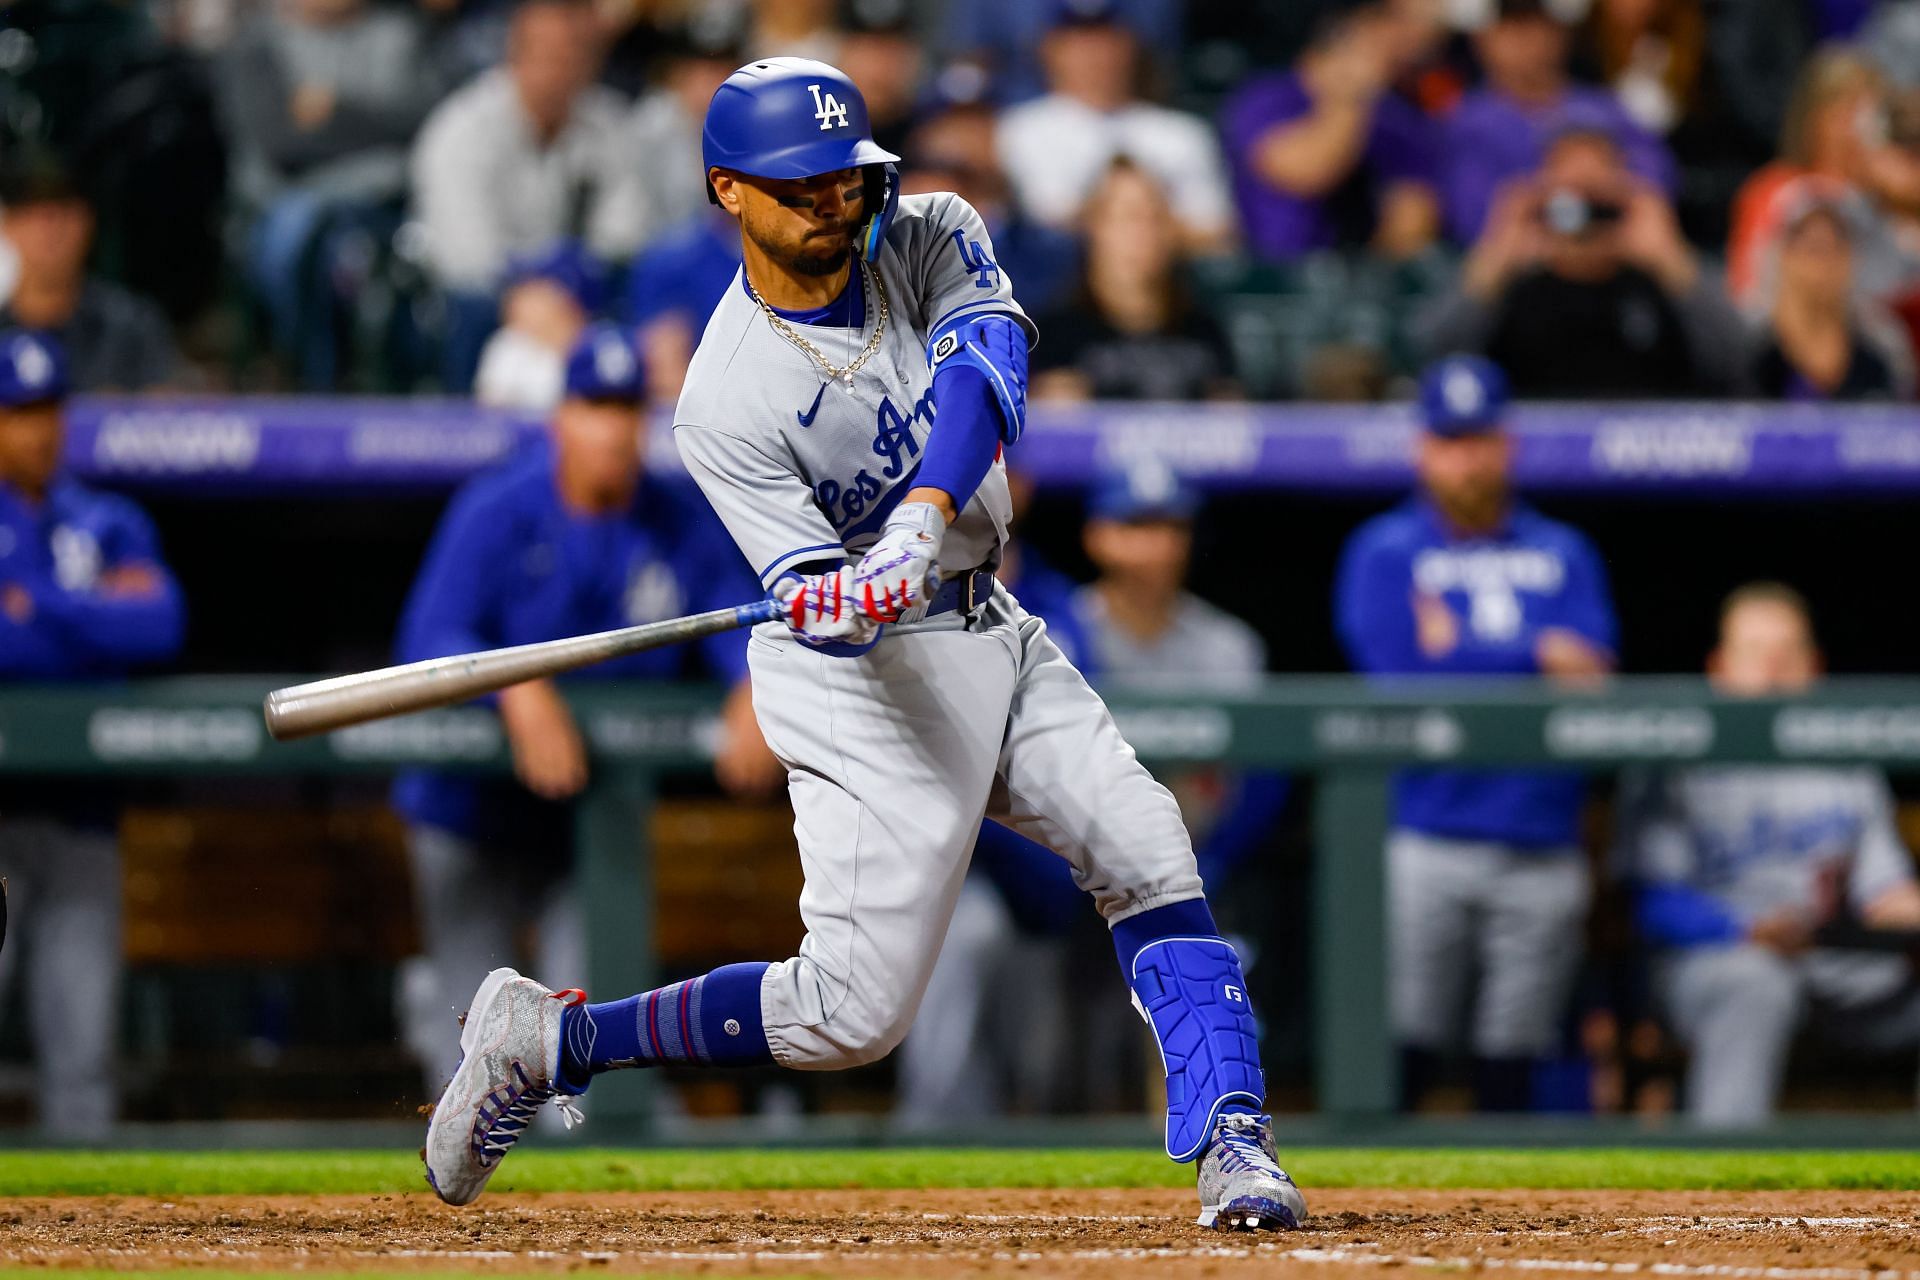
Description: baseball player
xmin=423 ymin=58 xmax=1306 ymax=1232
xmin=0 ymin=330 xmax=186 ymax=1137
xmin=1620 ymin=583 xmax=1920 ymax=1127
xmin=1334 ymin=354 xmax=1617 ymax=1111
xmin=394 ymin=322 xmax=781 ymax=1094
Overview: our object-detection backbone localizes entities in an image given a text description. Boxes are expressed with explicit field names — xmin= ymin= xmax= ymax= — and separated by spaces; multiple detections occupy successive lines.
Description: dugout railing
xmin=5 ymin=676 xmax=1920 ymax=1133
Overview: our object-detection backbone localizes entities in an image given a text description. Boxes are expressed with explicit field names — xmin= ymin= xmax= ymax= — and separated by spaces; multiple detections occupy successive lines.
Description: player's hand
xmin=498 ymin=679 xmax=590 ymax=800
xmin=852 ymin=501 xmax=944 ymax=622
xmin=1462 ymin=179 xmax=1547 ymax=299
xmin=773 ymin=567 xmax=879 ymax=646
xmin=1411 ymin=591 xmax=1459 ymax=659
xmin=290 ymin=82 xmax=336 ymax=131
xmin=1748 ymin=910 xmax=1815 ymax=956
xmin=1535 ymin=627 xmax=1613 ymax=686
xmin=1 ymin=582 xmax=32 ymax=624
xmin=713 ymin=678 xmax=785 ymax=797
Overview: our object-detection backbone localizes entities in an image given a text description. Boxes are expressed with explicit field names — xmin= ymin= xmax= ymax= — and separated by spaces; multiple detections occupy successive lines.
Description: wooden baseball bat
xmin=263 ymin=598 xmax=783 ymax=741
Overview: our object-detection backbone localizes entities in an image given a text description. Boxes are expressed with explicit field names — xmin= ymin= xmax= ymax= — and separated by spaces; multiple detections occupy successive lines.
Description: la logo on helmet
xmin=808 ymin=83 xmax=849 ymax=131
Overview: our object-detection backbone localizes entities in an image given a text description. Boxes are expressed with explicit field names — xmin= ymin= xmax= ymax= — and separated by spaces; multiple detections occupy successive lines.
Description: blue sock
xmin=557 ymin=961 xmax=774 ymax=1092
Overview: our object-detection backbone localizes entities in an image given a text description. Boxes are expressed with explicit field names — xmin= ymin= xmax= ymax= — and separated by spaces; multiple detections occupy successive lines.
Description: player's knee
xmin=1713 ymin=948 xmax=1803 ymax=1024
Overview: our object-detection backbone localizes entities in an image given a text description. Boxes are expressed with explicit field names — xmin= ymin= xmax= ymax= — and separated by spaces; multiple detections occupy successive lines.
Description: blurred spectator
xmin=1700 ymin=0 xmax=1818 ymax=169
xmin=0 ymin=331 xmax=186 ymax=1139
xmin=474 ymin=240 xmax=608 ymax=410
xmin=1030 ymin=160 xmax=1240 ymax=401
xmin=221 ymin=0 xmax=445 ymax=388
xmin=1725 ymin=48 xmax=1920 ymax=309
xmin=1071 ymin=464 xmax=1265 ymax=687
xmin=995 ymin=0 xmax=1236 ymax=251
xmin=1748 ymin=186 xmax=1914 ymax=400
xmin=942 ymin=0 xmax=1180 ymax=106
xmin=1572 ymin=0 xmax=1704 ymax=137
xmin=1443 ymin=0 xmax=1676 ymax=243
xmin=410 ymin=0 xmax=643 ymax=386
xmin=1336 ymin=354 xmax=1616 ymax=1112
xmin=621 ymin=16 xmax=745 ymax=259
xmin=903 ymin=101 xmax=1080 ymax=315
xmin=625 ymin=210 xmax=741 ymax=408
xmin=1422 ymin=126 xmax=1746 ymax=396
xmin=392 ymin=324 xmax=779 ymax=1092
xmin=1221 ymin=5 xmax=1442 ymax=263
xmin=0 ymin=157 xmax=182 ymax=391
xmin=1 ymin=0 xmax=230 ymax=323
xmin=837 ymin=0 xmax=922 ymax=157
xmin=1620 ymin=583 xmax=1920 ymax=1128
xmin=746 ymin=0 xmax=843 ymax=64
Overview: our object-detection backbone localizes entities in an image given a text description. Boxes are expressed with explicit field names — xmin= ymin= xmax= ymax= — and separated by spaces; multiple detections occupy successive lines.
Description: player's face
xmin=508 ymin=3 xmax=599 ymax=134
xmin=552 ymin=398 xmax=642 ymax=505
xmin=1084 ymin=517 xmax=1192 ymax=596
xmin=1710 ymin=601 xmax=1822 ymax=696
xmin=0 ymin=403 xmax=64 ymax=496
xmin=718 ymin=169 xmax=866 ymax=278
xmin=1417 ymin=430 xmax=1511 ymax=530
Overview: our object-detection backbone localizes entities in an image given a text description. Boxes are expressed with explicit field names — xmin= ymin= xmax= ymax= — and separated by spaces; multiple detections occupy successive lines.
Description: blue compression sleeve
xmin=916 ymin=361 xmax=1003 ymax=508
xmin=1636 ymin=883 xmax=1745 ymax=948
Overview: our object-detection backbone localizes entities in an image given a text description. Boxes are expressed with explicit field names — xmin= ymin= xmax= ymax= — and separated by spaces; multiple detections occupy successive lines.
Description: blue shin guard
xmin=1116 ymin=902 xmax=1264 ymax=1163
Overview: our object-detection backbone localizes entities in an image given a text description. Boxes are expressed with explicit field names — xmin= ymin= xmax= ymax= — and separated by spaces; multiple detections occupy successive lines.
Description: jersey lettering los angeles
xmin=673 ymin=192 xmax=1030 ymax=625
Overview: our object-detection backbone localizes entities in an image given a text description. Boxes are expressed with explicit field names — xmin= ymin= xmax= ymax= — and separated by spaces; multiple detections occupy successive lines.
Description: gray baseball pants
xmin=1388 ymin=829 xmax=1591 ymax=1058
xmin=0 ymin=816 xmax=121 ymax=1139
xmin=1660 ymin=944 xmax=1920 ymax=1128
xmin=745 ymin=589 xmax=1203 ymax=1072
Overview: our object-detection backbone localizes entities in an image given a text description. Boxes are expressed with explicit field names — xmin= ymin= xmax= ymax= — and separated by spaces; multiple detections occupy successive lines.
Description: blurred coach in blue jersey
xmin=393 ymin=322 xmax=780 ymax=1091
xmin=1334 ymin=354 xmax=1617 ymax=1112
xmin=0 ymin=330 xmax=186 ymax=1137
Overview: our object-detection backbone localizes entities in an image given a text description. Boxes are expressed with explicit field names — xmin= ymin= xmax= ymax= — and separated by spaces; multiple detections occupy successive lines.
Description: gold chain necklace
xmin=747 ymin=255 xmax=889 ymax=390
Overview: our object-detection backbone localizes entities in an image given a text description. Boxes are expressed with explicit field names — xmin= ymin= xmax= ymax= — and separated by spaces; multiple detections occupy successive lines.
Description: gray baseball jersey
xmin=1623 ymin=765 xmax=1917 ymax=1003
xmin=670 ymin=193 xmax=1205 ymax=1072
xmin=1070 ymin=587 xmax=1266 ymax=688
xmin=674 ymin=192 xmax=1028 ymax=603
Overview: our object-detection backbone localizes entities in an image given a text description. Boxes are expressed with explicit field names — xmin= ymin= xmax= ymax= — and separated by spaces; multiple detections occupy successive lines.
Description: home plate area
xmin=3 ymin=1188 xmax=1918 ymax=1278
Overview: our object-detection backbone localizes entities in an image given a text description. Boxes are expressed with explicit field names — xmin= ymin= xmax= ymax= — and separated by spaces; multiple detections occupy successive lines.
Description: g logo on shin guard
xmin=1127 ymin=936 xmax=1266 ymax=1163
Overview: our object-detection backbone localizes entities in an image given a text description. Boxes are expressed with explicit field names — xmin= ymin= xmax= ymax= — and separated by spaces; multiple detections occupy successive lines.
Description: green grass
xmin=0 ymin=1148 xmax=1918 ymax=1197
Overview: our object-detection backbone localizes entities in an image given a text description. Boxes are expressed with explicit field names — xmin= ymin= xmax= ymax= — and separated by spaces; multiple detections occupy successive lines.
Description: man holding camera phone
xmin=1422 ymin=125 xmax=1747 ymax=398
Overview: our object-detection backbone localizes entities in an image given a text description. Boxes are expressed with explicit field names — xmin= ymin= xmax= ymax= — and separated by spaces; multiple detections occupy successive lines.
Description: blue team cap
xmin=1089 ymin=460 xmax=1201 ymax=523
xmin=563 ymin=323 xmax=647 ymax=404
xmin=0 ymin=330 xmax=70 ymax=408
xmin=1047 ymin=0 xmax=1126 ymax=29
xmin=503 ymin=240 xmax=611 ymax=316
xmin=1417 ymin=354 xmax=1510 ymax=437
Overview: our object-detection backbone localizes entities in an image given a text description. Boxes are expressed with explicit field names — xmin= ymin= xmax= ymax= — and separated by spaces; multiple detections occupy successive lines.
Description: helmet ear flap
xmin=858 ymin=163 xmax=900 ymax=261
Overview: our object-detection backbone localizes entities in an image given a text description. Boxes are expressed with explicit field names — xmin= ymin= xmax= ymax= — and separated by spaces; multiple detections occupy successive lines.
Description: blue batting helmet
xmin=1417 ymin=354 xmax=1510 ymax=438
xmin=703 ymin=57 xmax=901 ymax=257
xmin=703 ymin=57 xmax=899 ymax=184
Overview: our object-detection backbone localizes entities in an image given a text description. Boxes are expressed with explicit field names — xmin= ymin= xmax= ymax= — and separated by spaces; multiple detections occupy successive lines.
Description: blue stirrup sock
xmin=1112 ymin=899 xmax=1265 ymax=1161
xmin=557 ymin=961 xmax=774 ymax=1093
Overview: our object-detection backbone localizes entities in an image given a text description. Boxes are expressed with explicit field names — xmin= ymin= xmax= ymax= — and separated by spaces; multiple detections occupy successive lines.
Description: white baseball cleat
xmin=1195 ymin=1112 xmax=1308 ymax=1231
xmin=422 ymin=967 xmax=585 ymax=1206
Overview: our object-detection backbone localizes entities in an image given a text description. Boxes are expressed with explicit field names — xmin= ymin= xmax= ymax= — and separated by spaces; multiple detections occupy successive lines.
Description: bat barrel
xmin=263 ymin=598 xmax=781 ymax=741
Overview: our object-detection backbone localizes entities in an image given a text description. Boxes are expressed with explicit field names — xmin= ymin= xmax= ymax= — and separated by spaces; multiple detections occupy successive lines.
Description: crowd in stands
xmin=11 ymin=0 xmax=1920 ymax=401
